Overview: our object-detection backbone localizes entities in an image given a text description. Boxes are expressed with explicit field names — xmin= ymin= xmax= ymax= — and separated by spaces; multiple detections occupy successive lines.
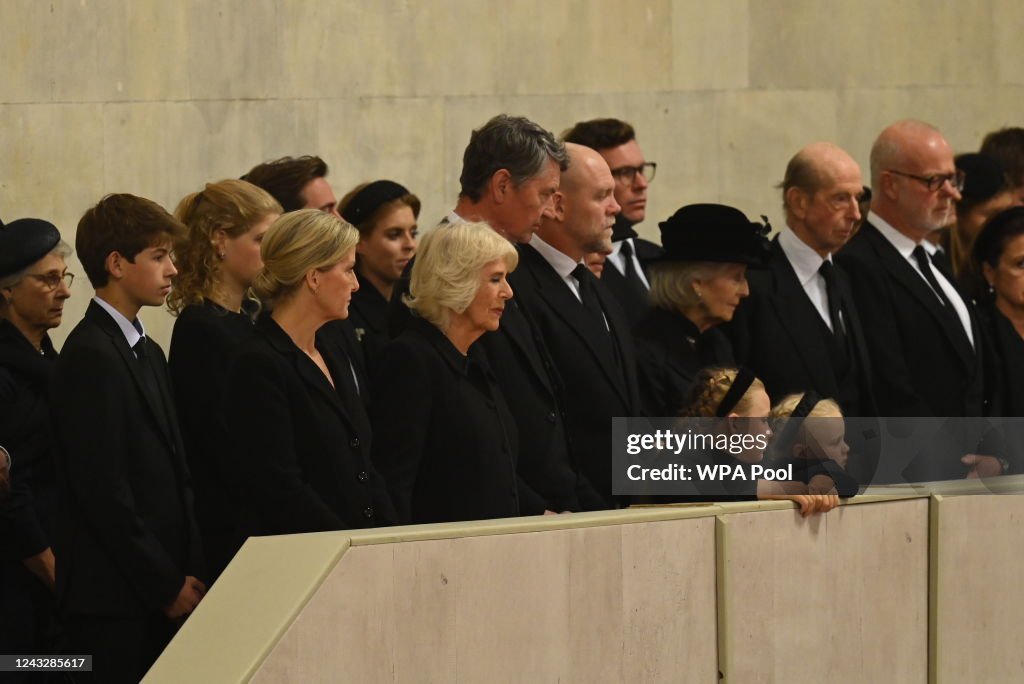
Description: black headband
xmin=715 ymin=367 xmax=757 ymax=418
xmin=340 ymin=180 xmax=410 ymax=225
xmin=775 ymin=391 xmax=823 ymax=454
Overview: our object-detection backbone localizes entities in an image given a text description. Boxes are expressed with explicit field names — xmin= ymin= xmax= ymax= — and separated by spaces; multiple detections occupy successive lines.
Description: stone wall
xmin=2 ymin=0 xmax=1021 ymax=347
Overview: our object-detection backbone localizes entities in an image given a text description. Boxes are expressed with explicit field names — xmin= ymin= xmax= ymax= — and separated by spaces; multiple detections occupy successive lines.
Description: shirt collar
xmin=778 ymin=228 xmax=831 ymax=287
xmin=529 ymin=233 xmax=581 ymax=280
xmin=869 ymin=210 xmax=919 ymax=260
xmin=446 ymin=210 xmax=466 ymax=225
xmin=93 ymin=295 xmax=144 ymax=348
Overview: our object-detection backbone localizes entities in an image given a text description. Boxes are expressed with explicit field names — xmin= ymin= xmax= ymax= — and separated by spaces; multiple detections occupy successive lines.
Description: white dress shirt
xmin=606 ymin=238 xmax=651 ymax=289
xmin=778 ymin=229 xmax=836 ymax=332
xmin=93 ymin=295 xmax=145 ymax=354
xmin=869 ymin=211 xmax=974 ymax=347
xmin=529 ymin=234 xmax=585 ymax=301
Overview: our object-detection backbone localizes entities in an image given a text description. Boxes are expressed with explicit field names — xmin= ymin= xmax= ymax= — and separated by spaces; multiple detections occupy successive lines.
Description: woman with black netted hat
xmin=633 ymin=203 xmax=770 ymax=417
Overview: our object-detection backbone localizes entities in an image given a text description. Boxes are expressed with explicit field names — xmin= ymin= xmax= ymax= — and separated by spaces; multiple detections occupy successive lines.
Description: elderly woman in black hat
xmin=974 ymin=206 xmax=1024 ymax=416
xmin=633 ymin=204 xmax=770 ymax=416
xmin=0 ymin=218 xmax=73 ymax=660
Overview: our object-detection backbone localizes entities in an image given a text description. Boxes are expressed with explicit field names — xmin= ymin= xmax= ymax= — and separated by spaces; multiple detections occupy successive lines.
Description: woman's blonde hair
xmin=405 ymin=221 xmax=517 ymax=330
xmin=681 ymin=366 xmax=767 ymax=418
xmin=251 ymin=209 xmax=359 ymax=310
xmin=649 ymin=260 xmax=728 ymax=312
xmin=168 ymin=179 xmax=282 ymax=315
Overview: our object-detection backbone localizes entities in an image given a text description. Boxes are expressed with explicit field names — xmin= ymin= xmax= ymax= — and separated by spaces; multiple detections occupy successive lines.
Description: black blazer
xmin=168 ymin=300 xmax=254 ymax=580
xmin=347 ymin=282 xmax=390 ymax=373
xmin=223 ymin=315 xmax=395 ymax=538
xmin=511 ymin=244 xmax=642 ymax=507
xmin=835 ymin=222 xmax=987 ymax=417
xmin=601 ymin=237 xmax=663 ymax=327
xmin=0 ymin=319 xmax=58 ymax=563
xmin=370 ymin=316 xmax=520 ymax=524
xmin=728 ymin=238 xmax=877 ymax=416
xmin=477 ymin=296 xmax=603 ymax=513
xmin=979 ymin=302 xmax=1024 ymax=417
xmin=634 ymin=307 xmax=734 ymax=417
xmin=50 ymin=301 xmax=203 ymax=618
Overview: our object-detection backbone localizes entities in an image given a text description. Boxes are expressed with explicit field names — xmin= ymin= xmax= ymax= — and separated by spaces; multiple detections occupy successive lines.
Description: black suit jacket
xmin=835 ymin=222 xmax=987 ymax=417
xmin=728 ymin=238 xmax=877 ymax=416
xmin=512 ymin=244 xmax=641 ymax=507
xmin=601 ymin=237 xmax=663 ymax=327
xmin=50 ymin=301 xmax=203 ymax=618
xmin=224 ymin=315 xmax=394 ymax=538
xmin=370 ymin=316 xmax=520 ymax=524
xmin=168 ymin=300 xmax=254 ymax=580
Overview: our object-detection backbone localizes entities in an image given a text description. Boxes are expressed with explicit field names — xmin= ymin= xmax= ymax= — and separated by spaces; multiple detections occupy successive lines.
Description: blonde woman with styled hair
xmin=222 ymin=209 xmax=396 ymax=552
xmin=166 ymin=179 xmax=282 ymax=579
xmin=371 ymin=221 xmax=522 ymax=524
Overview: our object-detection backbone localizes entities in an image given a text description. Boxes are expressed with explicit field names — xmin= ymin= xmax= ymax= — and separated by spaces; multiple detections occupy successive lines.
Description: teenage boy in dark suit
xmin=50 ymin=194 xmax=205 ymax=683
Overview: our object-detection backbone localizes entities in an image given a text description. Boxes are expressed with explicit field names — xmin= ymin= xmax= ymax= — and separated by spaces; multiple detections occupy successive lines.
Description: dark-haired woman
xmin=974 ymin=206 xmax=1024 ymax=416
xmin=337 ymin=180 xmax=419 ymax=364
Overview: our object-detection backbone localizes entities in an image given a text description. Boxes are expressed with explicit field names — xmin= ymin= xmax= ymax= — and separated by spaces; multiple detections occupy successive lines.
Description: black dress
xmin=633 ymin=307 xmax=735 ymax=417
xmin=370 ymin=316 xmax=520 ymax=524
xmin=168 ymin=299 xmax=255 ymax=580
xmin=347 ymin=281 xmax=391 ymax=372
xmin=0 ymin=319 xmax=59 ymax=664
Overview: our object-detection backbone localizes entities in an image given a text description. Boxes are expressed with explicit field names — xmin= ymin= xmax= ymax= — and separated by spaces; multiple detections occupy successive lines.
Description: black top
xmin=348 ymin=282 xmax=391 ymax=372
xmin=168 ymin=300 xmax=254 ymax=579
xmin=980 ymin=302 xmax=1024 ymax=416
xmin=224 ymin=315 xmax=396 ymax=537
xmin=370 ymin=316 xmax=520 ymax=524
xmin=634 ymin=307 xmax=734 ymax=417
xmin=0 ymin=319 xmax=57 ymax=561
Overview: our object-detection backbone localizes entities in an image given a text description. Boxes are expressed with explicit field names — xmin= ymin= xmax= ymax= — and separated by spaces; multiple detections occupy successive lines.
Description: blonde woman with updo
xmin=224 ymin=210 xmax=396 ymax=545
xmin=370 ymin=221 xmax=520 ymax=524
xmin=678 ymin=367 xmax=840 ymax=516
xmin=167 ymin=179 xmax=280 ymax=579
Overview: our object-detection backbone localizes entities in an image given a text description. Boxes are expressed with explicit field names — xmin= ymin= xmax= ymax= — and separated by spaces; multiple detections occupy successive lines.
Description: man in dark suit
xmin=562 ymin=118 xmax=664 ymax=326
xmin=836 ymin=120 xmax=1004 ymax=479
xmin=513 ymin=143 xmax=642 ymax=507
xmin=242 ymin=154 xmax=341 ymax=216
xmin=729 ymin=142 xmax=876 ymax=417
xmin=50 ymin=194 xmax=205 ymax=683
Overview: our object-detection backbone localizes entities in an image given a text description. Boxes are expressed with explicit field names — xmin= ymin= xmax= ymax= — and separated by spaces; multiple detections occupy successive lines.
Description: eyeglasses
xmin=610 ymin=162 xmax=657 ymax=185
xmin=25 ymin=271 xmax=74 ymax=291
xmin=886 ymin=169 xmax=966 ymax=193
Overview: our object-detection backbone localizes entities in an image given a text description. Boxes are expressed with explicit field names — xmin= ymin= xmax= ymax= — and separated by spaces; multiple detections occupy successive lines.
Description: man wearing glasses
xmin=563 ymin=119 xmax=663 ymax=325
xmin=836 ymin=121 xmax=1001 ymax=475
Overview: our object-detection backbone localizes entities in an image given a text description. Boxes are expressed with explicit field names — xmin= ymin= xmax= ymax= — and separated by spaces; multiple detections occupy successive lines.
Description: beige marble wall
xmin=1 ymin=0 xmax=1019 ymax=348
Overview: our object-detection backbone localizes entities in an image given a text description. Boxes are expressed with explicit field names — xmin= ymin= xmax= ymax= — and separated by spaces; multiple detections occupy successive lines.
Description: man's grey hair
xmin=459 ymin=114 xmax=569 ymax=202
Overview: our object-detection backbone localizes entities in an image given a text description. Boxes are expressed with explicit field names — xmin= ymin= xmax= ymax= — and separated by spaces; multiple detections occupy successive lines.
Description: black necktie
xmin=571 ymin=264 xmax=607 ymax=326
xmin=912 ymin=246 xmax=956 ymax=310
xmin=818 ymin=260 xmax=847 ymax=340
xmin=618 ymin=240 xmax=650 ymax=300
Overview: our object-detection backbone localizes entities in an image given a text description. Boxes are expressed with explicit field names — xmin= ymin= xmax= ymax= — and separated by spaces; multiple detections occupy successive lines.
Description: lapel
xmin=862 ymin=223 xmax=975 ymax=369
xmin=258 ymin=315 xmax=359 ymax=435
xmin=86 ymin=301 xmax=176 ymax=447
xmin=495 ymin=295 xmax=555 ymax=393
xmin=766 ymin=239 xmax=839 ymax=392
xmin=520 ymin=245 xmax=629 ymax=405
